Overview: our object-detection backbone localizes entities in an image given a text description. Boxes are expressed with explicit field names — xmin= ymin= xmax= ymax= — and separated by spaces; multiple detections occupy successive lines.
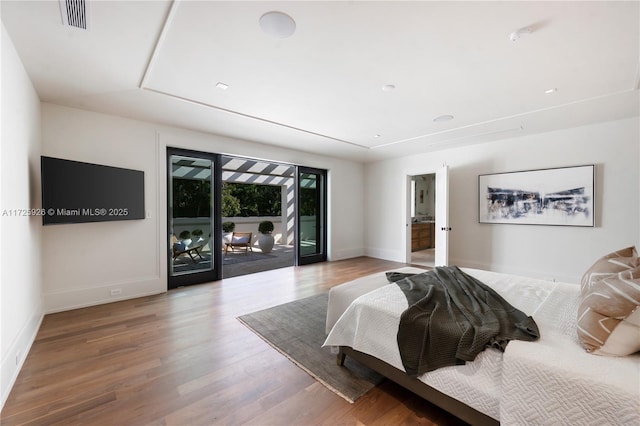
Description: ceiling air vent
xmin=59 ymin=0 xmax=88 ymax=30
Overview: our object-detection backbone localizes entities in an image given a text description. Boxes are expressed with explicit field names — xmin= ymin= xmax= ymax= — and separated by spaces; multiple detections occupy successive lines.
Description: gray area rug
xmin=237 ymin=293 xmax=384 ymax=403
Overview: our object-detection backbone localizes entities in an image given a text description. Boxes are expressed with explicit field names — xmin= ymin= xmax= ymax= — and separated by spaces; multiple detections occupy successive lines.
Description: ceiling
xmin=2 ymin=1 xmax=639 ymax=163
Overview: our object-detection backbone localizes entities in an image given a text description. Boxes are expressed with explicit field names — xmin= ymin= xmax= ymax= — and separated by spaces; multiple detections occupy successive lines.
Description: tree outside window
xmin=172 ymin=180 xmax=282 ymax=218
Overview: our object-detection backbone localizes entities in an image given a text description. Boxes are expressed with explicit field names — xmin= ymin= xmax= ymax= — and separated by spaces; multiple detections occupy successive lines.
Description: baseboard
xmin=1 ymin=309 xmax=43 ymax=410
xmin=364 ymin=247 xmax=405 ymax=263
xmin=44 ymin=276 xmax=165 ymax=314
xmin=329 ymin=247 xmax=365 ymax=261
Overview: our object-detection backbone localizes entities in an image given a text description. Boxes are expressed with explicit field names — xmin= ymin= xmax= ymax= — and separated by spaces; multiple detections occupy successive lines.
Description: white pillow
xmin=595 ymin=308 xmax=640 ymax=356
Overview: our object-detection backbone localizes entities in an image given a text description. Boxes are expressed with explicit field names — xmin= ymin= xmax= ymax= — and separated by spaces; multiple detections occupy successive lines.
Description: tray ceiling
xmin=2 ymin=1 xmax=639 ymax=162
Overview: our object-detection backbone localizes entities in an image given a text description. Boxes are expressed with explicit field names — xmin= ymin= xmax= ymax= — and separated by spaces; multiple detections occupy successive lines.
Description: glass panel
xmin=299 ymin=172 xmax=320 ymax=257
xmin=169 ymin=155 xmax=214 ymax=276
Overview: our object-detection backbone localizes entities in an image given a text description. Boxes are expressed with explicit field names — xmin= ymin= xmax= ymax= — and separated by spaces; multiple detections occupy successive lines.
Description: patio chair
xmin=172 ymin=234 xmax=205 ymax=263
xmin=224 ymin=232 xmax=253 ymax=255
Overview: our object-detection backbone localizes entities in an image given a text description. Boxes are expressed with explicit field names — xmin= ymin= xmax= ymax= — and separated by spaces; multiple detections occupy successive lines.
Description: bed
xmin=323 ymin=264 xmax=640 ymax=425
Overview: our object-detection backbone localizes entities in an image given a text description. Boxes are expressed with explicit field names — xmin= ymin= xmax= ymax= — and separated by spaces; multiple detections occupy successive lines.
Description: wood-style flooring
xmin=1 ymin=257 xmax=467 ymax=425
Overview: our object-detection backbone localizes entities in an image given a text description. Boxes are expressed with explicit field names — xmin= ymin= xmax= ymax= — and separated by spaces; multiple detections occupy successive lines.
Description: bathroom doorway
xmin=407 ymin=165 xmax=449 ymax=267
xmin=410 ymin=173 xmax=436 ymax=267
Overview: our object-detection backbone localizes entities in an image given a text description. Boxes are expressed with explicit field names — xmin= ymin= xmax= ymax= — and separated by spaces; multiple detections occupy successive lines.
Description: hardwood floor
xmin=1 ymin=257 xmax=467 ymax=425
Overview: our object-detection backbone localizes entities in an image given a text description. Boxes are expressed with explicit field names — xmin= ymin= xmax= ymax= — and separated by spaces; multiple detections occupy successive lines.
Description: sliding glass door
xmin=167 ymin=148 xmax=221 ymax=288
xmin=297 ymin=167 xmax=327 ymax=265
xmin=167 ymin=149 xmax=326 ymax=287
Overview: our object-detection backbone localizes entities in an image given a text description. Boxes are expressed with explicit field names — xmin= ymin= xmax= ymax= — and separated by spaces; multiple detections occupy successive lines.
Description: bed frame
xmin=338 ymin=346 xmax=499 ymax=426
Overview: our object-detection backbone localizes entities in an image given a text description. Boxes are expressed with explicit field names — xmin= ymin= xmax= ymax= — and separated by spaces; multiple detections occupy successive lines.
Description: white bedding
xmin=325 ymin=266 xmax=425 ymax=334
xmin=500 ymin=282 xmax=640 ymax=425
xmin=323 ymin=268 xmax=640 ymax=424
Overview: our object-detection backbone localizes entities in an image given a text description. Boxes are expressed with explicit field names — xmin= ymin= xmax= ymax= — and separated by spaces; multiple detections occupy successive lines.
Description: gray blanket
xmin=389 ymin=266 xmax=539 ymax=377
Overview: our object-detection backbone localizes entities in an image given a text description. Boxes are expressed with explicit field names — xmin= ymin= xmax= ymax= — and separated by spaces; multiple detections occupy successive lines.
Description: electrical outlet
xmin=110 ymin=288 xmax=122 ymax=297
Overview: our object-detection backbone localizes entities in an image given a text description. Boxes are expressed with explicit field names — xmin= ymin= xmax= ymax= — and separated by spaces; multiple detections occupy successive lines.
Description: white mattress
xmin=323 ymin=268 xmax=640 ymax=424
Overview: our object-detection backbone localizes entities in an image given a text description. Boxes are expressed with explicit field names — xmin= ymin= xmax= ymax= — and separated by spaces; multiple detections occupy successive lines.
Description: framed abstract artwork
xmin=479 ymin=165 xmax=595 ymax=226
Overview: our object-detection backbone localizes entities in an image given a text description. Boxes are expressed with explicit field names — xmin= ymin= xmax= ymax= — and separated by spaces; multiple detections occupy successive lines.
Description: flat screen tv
xmin=41 ymin=156 xmax=145 ymax=225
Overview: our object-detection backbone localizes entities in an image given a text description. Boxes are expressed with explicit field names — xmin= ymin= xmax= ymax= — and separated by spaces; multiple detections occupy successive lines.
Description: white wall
xmin=1 ymin=25 xmax=43 ymax=408
xmin=365 ymin=117 xmax=640 ymax=283
xmin=41 ymin=105 xmax=162 ymax=312
xmin=40 ymin=103 xmax=365 ymax=313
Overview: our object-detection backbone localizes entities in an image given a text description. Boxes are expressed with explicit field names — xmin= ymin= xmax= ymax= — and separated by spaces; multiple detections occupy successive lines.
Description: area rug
xmin=237 ymin=293 xmax=384 ymax=403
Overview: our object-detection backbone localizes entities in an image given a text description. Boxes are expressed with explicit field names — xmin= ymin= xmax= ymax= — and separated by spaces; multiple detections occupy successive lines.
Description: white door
xmin=434 ymin=165 xmax=450 ymax=266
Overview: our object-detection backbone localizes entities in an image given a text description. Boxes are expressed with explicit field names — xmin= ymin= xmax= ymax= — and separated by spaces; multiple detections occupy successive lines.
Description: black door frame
xmin=167 ymin=147 xmax=222 ymax=289
xmin=167 ymin=150 xmax=328 ymax=287
xmin=297 ymin=166 xmax=327 ymax=265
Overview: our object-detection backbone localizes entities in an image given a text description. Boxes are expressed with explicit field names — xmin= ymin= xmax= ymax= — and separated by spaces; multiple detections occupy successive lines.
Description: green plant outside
xmin=258 ymin=220 xmax=274 ymax=234
xmin=224 ymin=182 xmax=281 ymax=217
xmin=222 ymin=183 xmax=240 ymax=217
xmin=173 ymin=180 xmax=282 ymax=218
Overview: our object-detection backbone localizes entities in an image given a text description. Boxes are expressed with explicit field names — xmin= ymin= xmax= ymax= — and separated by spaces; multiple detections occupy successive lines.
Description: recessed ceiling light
xmin=216 ymin=82 xmax=229 ymax=90
xmin=259 ymin=11 xmax=296 ymax=39
xmin=382 ymin=84 xmax=396 ymax=92
xmin=433 ymin=114 xmax=454 ymax=123
xmin=544 ymin=88 xmax=558 ymax=94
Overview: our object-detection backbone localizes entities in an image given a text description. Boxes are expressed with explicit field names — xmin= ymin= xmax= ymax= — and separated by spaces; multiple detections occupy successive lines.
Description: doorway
xmin=410 ymin=174 xmax=436 ymax=267
xmin=407 ymin=165 xmax=450 ymax=267
xmin=167 ymin=150 xmax=329 ymax=287
xmin=220 ymin=155 xmax=296 ymax=278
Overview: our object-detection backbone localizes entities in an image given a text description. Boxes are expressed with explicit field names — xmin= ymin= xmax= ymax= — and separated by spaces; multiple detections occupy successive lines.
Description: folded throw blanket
xmin=389 ymin=266 xmax=539 ymax=377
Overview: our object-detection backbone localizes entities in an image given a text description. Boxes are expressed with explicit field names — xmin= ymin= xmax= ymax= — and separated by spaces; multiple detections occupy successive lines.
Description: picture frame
xmin=478 ymin=165 xmax=595 ymax=226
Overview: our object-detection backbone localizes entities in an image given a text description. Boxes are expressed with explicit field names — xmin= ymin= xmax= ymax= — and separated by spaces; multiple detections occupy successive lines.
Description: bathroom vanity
xmin=411 ymin=221 xmax=435 ymax=251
